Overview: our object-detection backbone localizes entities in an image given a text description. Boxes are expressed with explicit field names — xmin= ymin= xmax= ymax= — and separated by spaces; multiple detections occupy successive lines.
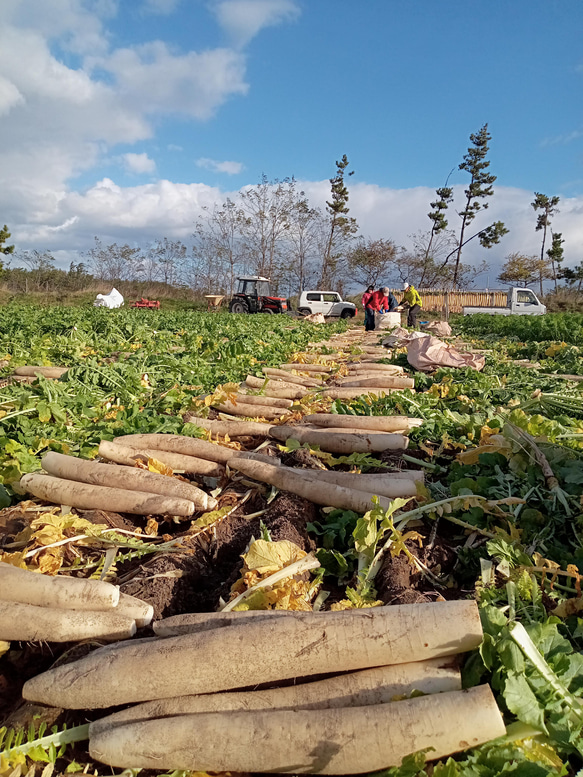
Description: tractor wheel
xmin=298 ymin=308 xmax=311 ymax=317
xmin=262 ymin=308 xmax=275 ymax=314
xmin=229 ymin=299 xmax=249 ymax=314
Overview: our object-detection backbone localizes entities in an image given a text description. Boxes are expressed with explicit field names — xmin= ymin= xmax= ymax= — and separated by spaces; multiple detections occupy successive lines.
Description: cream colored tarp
xmin=422 ymin=321 xmax=452 ymax=337
xmin=407 ymin=335 xmax=485 ymax=372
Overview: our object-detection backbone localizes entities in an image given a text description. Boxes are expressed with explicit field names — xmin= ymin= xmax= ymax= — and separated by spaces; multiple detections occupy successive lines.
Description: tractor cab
xmin=229 ymin=276 xmax=288 ymax=315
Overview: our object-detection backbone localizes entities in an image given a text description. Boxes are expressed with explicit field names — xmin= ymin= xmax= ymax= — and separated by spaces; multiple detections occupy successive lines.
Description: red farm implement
xmin=130 ymin=298 xmax=160 ymax=310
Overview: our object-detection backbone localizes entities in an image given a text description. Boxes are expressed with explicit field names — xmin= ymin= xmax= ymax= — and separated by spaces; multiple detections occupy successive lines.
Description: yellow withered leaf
xmin=0 ymin=641 xmax=10 ymax=658
xmin=242 ymin=539 xmax=306 ymax=576
xmin=147 ymin=457 xmax=174 ymax=476
xmin=0 ymin=550 xmax=28 ymax=568
xmin=457 ymin=435 xmax=512 ymax=465
xmin=551 ymin=597 xmax=583 ymax=619
xmin=37 ymin=550 xmax=63 ymax=575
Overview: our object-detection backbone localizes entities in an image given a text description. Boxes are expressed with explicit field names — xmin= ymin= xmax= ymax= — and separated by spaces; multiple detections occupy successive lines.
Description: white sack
xmin=94 ymin=288 xmax=124 ymax=309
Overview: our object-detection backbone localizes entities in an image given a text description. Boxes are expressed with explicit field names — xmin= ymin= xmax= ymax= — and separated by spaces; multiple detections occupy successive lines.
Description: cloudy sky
xmin=1 ymin=0 xmax=582 ymax=283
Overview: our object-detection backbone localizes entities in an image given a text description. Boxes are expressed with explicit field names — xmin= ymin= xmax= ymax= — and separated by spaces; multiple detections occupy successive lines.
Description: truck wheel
xmin=298 ymin=308 xmax=311 ymax=317
xmin=229 ymin=299 xmax=249 ymax=314
xmin=341 ymin=309 xmax=355 ymax=319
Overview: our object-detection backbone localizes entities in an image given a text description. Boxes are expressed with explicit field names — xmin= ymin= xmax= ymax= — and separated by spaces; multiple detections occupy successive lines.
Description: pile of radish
xmin=0 ymin=563 xmax=153 ymax=642
xmin=212 ymin=342 xmax=417 ymax=417
xmin=19 ymin=410 xmax=424 ymax=514
xmin=20 ymin=601 xmax=506 ymax=773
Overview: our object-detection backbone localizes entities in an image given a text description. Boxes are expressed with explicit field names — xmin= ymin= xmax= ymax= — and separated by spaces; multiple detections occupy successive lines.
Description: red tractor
xmin=130 ymin=298 xmax=160 ymax=309
xmin=229 ymin=276 xmax=289 ymax=314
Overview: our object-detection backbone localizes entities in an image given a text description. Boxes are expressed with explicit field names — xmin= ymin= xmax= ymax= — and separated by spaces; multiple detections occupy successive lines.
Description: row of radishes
xmin=212 ymin=351 xmax=415 ymax=419
xmin=20 ymin=601 xmax=506 ymax=773
xmin=18 ymin=412 xmax=423 ymax=519
xmin=16 ymin=337 xmax=421 ymax=516
xmin=0 ymin=564 xmax=153 ymax=642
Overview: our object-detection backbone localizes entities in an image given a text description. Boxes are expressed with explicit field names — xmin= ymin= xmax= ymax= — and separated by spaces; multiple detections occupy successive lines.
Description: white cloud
xmin=541 ymin=129 xmax=583 ymax=147
xmin=212 ymin=0 xmax=300 ymax=47
xmin=196 ymin=157 xmax=244 ymax=174
xmin=122 ymin=152 xmax=156 ymax=174
xmin=299 ymin=180 xmax=583 ymax=285
xmin=0 ymin=3 xmax=249 ymax=240
xmin=0 ymin=75 xmax=25 ymax=116
xmin=0 ymin=0 xmax=114 ymax=55
xmin=8 ymin=173 xmax=583 ymax=287
xmin=91 ymin=42 xmax=248 ymax=120
xmin=168 ymin=144 xmax=183 ymax=151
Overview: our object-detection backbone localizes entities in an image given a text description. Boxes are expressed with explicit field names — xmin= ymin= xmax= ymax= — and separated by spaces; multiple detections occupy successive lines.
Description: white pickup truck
xmin=463 ymin=287 xmax=546 ymax=316
xmin=298 ymin=290 xmax=357 ymax=319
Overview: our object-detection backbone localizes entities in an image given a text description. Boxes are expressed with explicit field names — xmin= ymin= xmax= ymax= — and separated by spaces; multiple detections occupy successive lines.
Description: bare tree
xmin=85 ymin=238 xmax=144 ymax=282
xmin=282 ymin=194 xmax=324 ymax=294
xmin=146 ymin=238 xmax=187 ymax=286
xmin=347 ymin=237 xmax=397 ymax=288
xmin=238 ymin=176 xmax=296 ymax=287
xmin=395 ymin=231 xmax=486 ymax=289
xmin=193 ymin=199 xmax=245 ymax=296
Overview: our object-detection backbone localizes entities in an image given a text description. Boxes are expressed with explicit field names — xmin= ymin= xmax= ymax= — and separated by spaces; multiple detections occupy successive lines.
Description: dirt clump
xmin=119 ymin=491 xmax=319 ymax=619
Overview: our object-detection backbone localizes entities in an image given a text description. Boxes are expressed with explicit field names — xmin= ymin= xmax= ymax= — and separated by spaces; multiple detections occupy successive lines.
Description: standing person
xmin=401 ymin=282 xmax=422 ymax=327
xmin=362 ymin=285 xmax=375 ymax=331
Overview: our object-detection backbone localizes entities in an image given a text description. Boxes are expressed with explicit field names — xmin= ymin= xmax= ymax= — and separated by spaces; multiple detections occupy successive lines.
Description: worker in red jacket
xmin=362 ymin=285 xmax=375 ymax=330
xmin=371 ymin=286 xmax=391 ymax=313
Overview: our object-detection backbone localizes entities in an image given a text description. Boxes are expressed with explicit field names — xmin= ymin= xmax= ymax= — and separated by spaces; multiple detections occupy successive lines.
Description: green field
xmin=2 ymin=308 xmax=583 ymax=776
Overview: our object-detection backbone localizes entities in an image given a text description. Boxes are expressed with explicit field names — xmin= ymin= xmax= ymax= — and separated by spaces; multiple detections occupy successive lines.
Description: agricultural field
xmin=1 ymin=306 xmax=583 ymax=776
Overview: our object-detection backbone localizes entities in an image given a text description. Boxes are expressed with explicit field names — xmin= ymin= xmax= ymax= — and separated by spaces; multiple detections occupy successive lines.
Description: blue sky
xmin=1 ymin=0 xmax=582 ymax=281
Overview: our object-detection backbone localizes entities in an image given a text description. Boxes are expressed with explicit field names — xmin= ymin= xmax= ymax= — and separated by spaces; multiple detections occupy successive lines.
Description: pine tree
xmin=448 ymin=125 xmax=508 ymax=286
xmin=319 ymin=155 xmax=358 ymax=287
xmin=532 ymin=193 xmax=560 ymax=289
xmin=0 ymin=225 xmax=14 ymax=254
xmin=547 ymin=231 xmax=564 ymax=287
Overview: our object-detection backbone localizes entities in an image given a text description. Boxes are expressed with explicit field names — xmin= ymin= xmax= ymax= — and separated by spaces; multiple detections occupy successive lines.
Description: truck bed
xmin=463 ymin=306 xmax=510 ymax=316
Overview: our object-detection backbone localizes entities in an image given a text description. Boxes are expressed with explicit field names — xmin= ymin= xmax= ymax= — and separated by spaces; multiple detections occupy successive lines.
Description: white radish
xmin=339 ymin=377 xmax=415 ymax=390
xmin=116 ymin=593 xmax=154 ymax=628
xmin=90 ymin=659 xmax=462 ymax=734
xmin=228 ymin=459 xmax=393 ymax=512
xmin=269 ymin=425 xmax=409 ymax=453
xmin=347 ymin=364 xmax=404 ymax=374
xmin=20 ymin=472 xmax=196 ymax=517
xmin=98 ymin=440 xmax=223 ymax=477
xmin=41 ymin=451 xmax=216 ymax=511
xmin=263 ymin=368 xmax=323 ymax=387
xmin=302 ymin=414 xmax=422 ymax=432
xmin=23 ymin=600 xmax=483 ymax=709
xmin=0 ymin=562 xmax=119 ymax=610
xmin=296 ymin=469 xmax=418 ymax=499
xmin=0 ymin=600 xmax=136 ymax=643
xmin=245 ymin=375 xmax=310 ymax=396
xmin=182 ymin=416 xmax=273 ymax=437
xmin=14 ymin=366 xmax=68 ymax=379
xmin=213 ymin=400 xmax=291 ymax=421
xmin=322 ymin=388 xmax=399 ymax=400
xmin=112 ymin=433 xmax=241 ymax=465
xmin=235 ymin=391 xmax=293 ymax=408
xmin=279 ymin=363 xmax=333 ymax=373
xmin=88 ymin=686 xmax=504 ymax=772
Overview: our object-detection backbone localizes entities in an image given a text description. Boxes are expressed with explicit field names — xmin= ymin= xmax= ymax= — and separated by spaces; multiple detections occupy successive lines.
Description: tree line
xmin=0 ymin=124 xmax=579 ymax=297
